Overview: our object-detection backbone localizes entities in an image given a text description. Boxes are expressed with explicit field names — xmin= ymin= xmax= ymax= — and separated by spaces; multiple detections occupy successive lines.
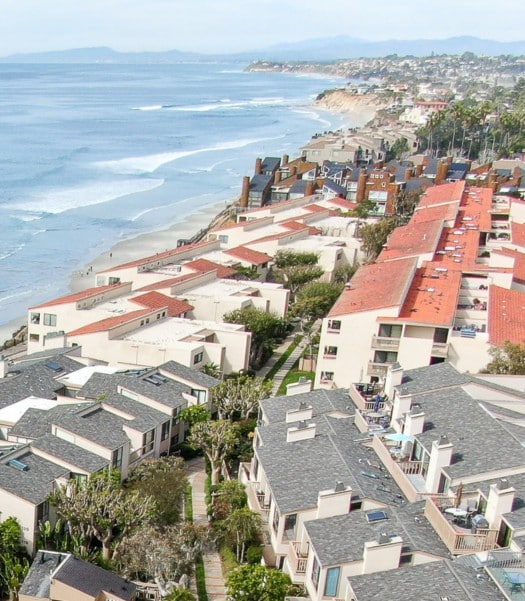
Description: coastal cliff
xmin=314 ymin=89 xmax=391 ymax=125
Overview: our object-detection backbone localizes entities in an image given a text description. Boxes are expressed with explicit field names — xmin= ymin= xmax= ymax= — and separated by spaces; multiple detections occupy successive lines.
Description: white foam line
xmin=93 ymin=135 xmax=285 ymax=176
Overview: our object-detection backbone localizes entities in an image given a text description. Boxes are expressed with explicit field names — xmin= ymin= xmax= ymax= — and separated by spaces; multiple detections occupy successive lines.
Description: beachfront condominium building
xmin=315 ymin=181 xmax=525 ymax=389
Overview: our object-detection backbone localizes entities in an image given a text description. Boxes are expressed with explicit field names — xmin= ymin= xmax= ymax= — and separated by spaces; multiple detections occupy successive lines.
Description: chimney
xmin=282 ymin=154 xmax=289 ymax=166
xmin=317 ymin=482 xmax=352 ymax=519
xmin=485 ymin=479 xmax=516 ymax=529
xmin=362 ymin=535 xmax=403 ymax=574
xmin=404 ymin=406 xmax=425 ymax=436
xmin=425 ymin=435 xmax=453 ymax=494
xmin=289 ymin=166 xmax=297 ymax=177
xmin=415 ymin=163 xmax=424 ymax=177
xmin=286 ymin=421 xmax=316 ymax=442
xmin=405 ymin=167 xmax=414 ymax=180
xmin=274 ymin=170 xmax=281 ymax=184
xmin=0 ymin=355 xmax=7 ymax=379
xmin=435 ymin=160 xmax=449 ymax=184
xmin=286 ymin=404 xmax=313 ymax=423
xmin=255 ymin=158 xmax=263 ymax=175
xmin=356 ymin=169 xmax=367 ymax=203
xmin=305 ymin=181 xmax=315 ymax=196
xmin=384 ymin=362 xmax=404 ymax=402
xmin=240 ymin=176 xmax=250 ymax=208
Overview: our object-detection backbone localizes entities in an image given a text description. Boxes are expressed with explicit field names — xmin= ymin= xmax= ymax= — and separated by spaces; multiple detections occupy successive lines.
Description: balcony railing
xmin=367 ymin=362 xmax=391 ymax=377
xmin=424 ymin=497 xmax=498 ymax=555
xmin=371 ymin=335 xmax=400 ymax=350
xmin=431 ymin=342 xmax=449 ymax=358
xmin=289 ymin=541 xmax=309 ymax=575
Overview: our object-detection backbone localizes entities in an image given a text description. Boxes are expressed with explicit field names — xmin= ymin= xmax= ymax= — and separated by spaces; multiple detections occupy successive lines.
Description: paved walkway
xmin=186 ymin=457 xmax=227 ymax=601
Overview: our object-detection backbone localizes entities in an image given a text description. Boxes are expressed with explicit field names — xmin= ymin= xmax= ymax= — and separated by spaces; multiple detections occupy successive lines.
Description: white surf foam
xmin=0 ymin=243 xmax=25 ymax=262
xmin=5 ymin=178 xmax=164 ymax=214
xmin=132 ymin=105 xmax=163 ymax=111
xmin=165 ymin=96 xmax=288 ymax=113
xmin=94 ymin=135 xmax=285 ymax=176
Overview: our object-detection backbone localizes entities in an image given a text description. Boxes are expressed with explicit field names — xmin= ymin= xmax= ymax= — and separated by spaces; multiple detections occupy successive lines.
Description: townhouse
xmin=0 ymin=350 xmax=217 ymax=553
xmin=243 ymin=361 xmax=525 ymax=601
xmin=315 ymin=181 xmax=525 ymax=389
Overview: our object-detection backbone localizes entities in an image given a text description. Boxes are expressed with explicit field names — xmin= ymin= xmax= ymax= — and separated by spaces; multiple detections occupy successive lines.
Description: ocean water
xmin=0 ymin=62 xmax=349 ymax=326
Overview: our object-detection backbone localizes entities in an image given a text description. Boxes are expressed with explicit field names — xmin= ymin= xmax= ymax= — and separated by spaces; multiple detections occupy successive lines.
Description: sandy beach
xmin=0 ymin=198 xmax=232 ymax=348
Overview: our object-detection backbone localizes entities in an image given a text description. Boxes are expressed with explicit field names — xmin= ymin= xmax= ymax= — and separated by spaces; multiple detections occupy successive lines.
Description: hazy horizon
xmin=1 ymin=0 xmax=524 ymax=57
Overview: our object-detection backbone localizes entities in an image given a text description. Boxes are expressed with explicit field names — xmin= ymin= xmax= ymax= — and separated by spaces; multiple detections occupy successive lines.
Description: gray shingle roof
xmin=102 ymin=393 xmax=170 ymax=432
xmin=305 ymin=501 xmax=448 ymax=566
xmin=31 ymin=433 xmax=109 ymax=473
xmin=411 ymin=387 xmax=525 ymax=480
xmin=257 ymin=414 xmax=405 ymax=514
xmin=160 ymin=360 xmax=219 ymax=389
xmin=397 ymin=362 xmax=471 ymax=396
xmin=9 ymin=403 xmax=87 ymax=439
xmin=348 ymin=559 xmax=505 ymax=601
xmin=0 ymin=449 xmax=68 ymax=504
xmin=55 ymin=405 xmax=130 ymax=450
xmin=260 ymin=388 xmax=350 ymax=424
xmin=54 ymin=554 xmax=136 ymax=599
xmin=19 ymin=551 xmax=67 ymax=598
xmin=0 ymin=353 xmax=83 ymax=409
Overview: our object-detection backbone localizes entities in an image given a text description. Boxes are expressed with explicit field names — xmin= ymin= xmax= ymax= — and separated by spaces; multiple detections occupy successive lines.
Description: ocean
xmin=0 ymin=61 xmax=350 ymax=328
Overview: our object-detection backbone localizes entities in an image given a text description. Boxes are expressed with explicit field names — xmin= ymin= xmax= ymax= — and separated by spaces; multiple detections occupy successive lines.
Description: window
xmin=327 ymin=319 xmax=341 ymax=332
xmin=283 ymin=513 xmax=297 ymax=539
xmin=218 ymin=235 xmax=229 ymax=243
xmin=272 ymin=506 xmax=280 ymax=534
xmin=373 ymin=351 xmax=398 ymax=364
xmin=193 ymin=352 xmax=203 ymax=365
xmin=29 ymin=333 xmax=40 ymax=342
xmin=37 ymin=500 xmax=49 ymax=524
xmin=378 ymin=324 xmax=402 ymax=338
xmin=30 ymin=312 xmax=40 ymax=324
xmin=324 ymin=346 xmax=338 ymax=357
xmin=161 ymin=420 xmax=171 ymax=441
xmin=311 ymin=556 xmax=320 ymax=591
xmin=324 ymin=567 xmax=341 ymax=597
xmin=108 ymin=277 xmax=120 ymax=284
xmin=191 ymin=389 xmax=206 ymax=404
xmin=43 ymin=313 xmax=57 ymax=326
xmin=143 ymin=429 xmax=155 ymax=454
xmin=112 ymin=446 xmax=123 ymax=470
xmin=320 ymin=371 xmax=334 ymax=381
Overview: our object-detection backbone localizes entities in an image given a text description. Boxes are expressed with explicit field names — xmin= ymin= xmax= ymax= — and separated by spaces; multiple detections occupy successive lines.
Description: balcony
xmin=371 ymin=335 xmax=400 ymax=350
xmin=486 ymin=551 xmax=525 ymax=600
xmin=431 ymin=342 xmax=449 ymax=358
xmin=289 ymin=541 xmax=309 ymax=576
xmin=424 ymin=496 xmax=498 ymax=555
xmin=367 ymin=362 xmax=391 ymax=377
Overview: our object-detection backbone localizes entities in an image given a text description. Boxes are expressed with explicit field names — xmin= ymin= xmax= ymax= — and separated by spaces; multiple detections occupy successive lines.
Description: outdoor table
xmin=444 ymin=507 xmax=468 ymax=518
xmin=504 ymin=571 xmax=525 ymax=593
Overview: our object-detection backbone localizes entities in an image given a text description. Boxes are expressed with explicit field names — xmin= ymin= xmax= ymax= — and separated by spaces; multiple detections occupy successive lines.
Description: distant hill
xmin=1 ymin=36 xmax=525 ymax=64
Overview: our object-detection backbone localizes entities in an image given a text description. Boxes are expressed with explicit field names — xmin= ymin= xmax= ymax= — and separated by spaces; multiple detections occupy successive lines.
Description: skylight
xmin=366 ymin=510 xmax=388 ymax=523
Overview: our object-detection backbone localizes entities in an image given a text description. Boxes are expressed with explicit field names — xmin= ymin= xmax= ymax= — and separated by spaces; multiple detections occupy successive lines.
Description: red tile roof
xmin=397 ymin=264 xmax=462 ymax=326
xmin=67 ymin=309 xmax=152 ymax=337
xmin=378 ymin=219 xmax=443 ymax=263
xmin=280 ymin=220 xmax=321 ymax=235
xmin=225 ymin=246 xmax=272 ymax=266
xmin=184 ymin=258 xmax=236 ymax=278
xmin=489 ymin=286 xmax=525 ymax=345
xmin=136 ymin=272 xmax=204 ymax=292
xmin=325 ymin=198 xmax=358 ymax=212
xmin=98 ymin=240 xmax=212 ymax=273
xmin=512 ymin=222 xmax=525 ymax=248
xmin=303 ymin=203 xmax=329 ymax=214
xmin=29 ymin=283 xmax=130 ymax=310
xmin=412 ymin=202 xmax=459 ymax=225
xmin=493 ymin=248 xmax=525 ymax=285
xmin=328 ymin=257 xmax=417 ymax=317
xmin=130 ymin=291 xmax=194 ymax=317
xmin=418 ymin=181 xmax=465 ymax=208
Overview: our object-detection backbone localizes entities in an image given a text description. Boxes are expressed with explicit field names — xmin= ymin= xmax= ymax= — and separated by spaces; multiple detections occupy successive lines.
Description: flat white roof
xmin=185 ymin=278 xmax=283 ymax=299
xmin=57 ymin=365 xmax=122 ymax=388
xmin=122 ymin=317 xmax=243 ymax=346
xmin=0 ymin=396 xmax=58 ymax=425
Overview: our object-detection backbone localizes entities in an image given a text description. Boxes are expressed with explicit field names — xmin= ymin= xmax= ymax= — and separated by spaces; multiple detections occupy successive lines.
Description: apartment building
xmin=315 ymin=181 xmax=525 ymax=389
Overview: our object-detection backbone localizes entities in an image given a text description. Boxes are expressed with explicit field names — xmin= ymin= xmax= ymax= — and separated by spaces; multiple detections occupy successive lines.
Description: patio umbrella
xmin=384 ymin=432 xmax=415 ymax=443
xmin=455 ymin=482 xmax=464 ymax=508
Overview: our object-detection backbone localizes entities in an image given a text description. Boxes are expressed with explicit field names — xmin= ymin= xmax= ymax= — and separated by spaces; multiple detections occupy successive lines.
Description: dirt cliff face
xmin=314 ymin=90 xmax=390 ymax=125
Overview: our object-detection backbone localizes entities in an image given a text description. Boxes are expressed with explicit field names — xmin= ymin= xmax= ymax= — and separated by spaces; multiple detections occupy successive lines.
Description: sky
xmin=0 ymin=0 xmax=524 ymax=56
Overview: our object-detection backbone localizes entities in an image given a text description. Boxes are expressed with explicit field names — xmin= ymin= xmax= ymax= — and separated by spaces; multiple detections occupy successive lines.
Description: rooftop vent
xmin=8 ymin=458 xmax=29 ymax=472
xmin=378 ymin=532 xmax=391 ymax=544
xmin=334 ymin=481 xmax=345 ymax=492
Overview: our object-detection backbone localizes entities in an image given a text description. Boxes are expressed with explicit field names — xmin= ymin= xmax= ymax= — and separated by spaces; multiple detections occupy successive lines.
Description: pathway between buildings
xmin=186 ymin=457 xmax=227 ymax=601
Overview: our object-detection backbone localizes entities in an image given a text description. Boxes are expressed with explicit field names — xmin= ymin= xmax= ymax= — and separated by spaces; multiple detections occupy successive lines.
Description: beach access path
xmin=187 ymin=457 xmax=227 ymax=601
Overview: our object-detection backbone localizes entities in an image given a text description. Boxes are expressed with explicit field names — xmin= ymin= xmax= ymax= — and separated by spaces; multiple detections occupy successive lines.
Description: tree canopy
xmin=485 ymin=341 xmax=525 ymax=374
xmin=226 ymin=564 xmax=293 ymax=601
xmin=359 ymin=217 xmax=400 ymax=262
xmin=212 ymin=375 xmax=272 ymax=421
xmin=49 ymin=470 xmax=156 ymax=560
xmin=291 ymin=281 xmax=344 ymax=322
xmin=188 ymin=420 xmax=239 ymax=485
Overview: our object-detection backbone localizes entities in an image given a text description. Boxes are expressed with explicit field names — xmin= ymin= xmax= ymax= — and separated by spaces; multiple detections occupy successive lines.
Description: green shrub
xmin=246 ymin=545 xmax=263 ymax=564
